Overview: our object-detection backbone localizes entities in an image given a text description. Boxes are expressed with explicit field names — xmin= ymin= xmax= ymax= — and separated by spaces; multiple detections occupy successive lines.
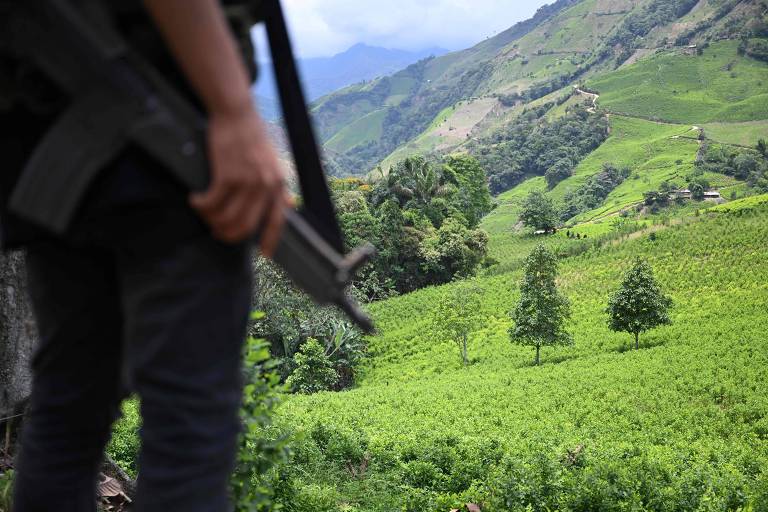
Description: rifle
xmin=4 ymin=0 xmax=376 ymax=333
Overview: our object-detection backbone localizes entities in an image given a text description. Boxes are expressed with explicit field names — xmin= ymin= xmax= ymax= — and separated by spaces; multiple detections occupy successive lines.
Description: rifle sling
xmin=262 ymin=0 xmax=344 ymax=252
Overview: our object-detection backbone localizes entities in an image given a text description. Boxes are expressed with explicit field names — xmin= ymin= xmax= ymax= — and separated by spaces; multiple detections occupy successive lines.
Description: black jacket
xmin=0 ymin=0 xmax=257 ymax=249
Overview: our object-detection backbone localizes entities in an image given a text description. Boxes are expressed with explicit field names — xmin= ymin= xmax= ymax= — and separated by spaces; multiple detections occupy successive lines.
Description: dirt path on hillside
xmin=574 ymin=87 xmax=599 ymax=113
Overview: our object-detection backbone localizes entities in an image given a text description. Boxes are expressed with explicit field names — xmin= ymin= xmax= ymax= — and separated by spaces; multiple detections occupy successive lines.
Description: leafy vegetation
xmin=286 ymin=339 xmax=339 ymax=394
xmin=560 ymin=162 xmax=631 ymax=221
xmin=231 ymin=336 xmax=291 ymax=511
xmin=0 ymin=470 xmax=13 ymax=511
xmin=249 ymin=258 xmax=366 ymax=387
xmin=431 ymin=282 xmax=484 ymax=366
xmin=471 ymin=107 xmax=609 ymax=194
xmin=519 ymin=190 xmax=558 ymax=232
xmin=606 ymin=259 xmax=673 ymax=350
xmin=274 ymin=204 xmax=768 ymax=511
xmin=335 ymin=155 xmax=491 ymax=297
xmin=740 ymin=37 xmax=768 ymax=63
xmin=509 ymin=245 xmax=572 ymax=365
xmin=697 ymin=142 xmax=768 ymax=191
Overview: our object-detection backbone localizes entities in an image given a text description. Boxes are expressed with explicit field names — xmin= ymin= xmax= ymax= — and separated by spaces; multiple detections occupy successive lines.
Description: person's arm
xmin=142 ymin=0 xmax=287 ymax=255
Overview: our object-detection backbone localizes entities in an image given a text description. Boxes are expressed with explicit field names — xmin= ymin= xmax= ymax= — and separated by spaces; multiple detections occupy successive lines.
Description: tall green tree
xmin=520 ymin=190 xmax=558 ymax=233
xmin=606 ymin=259 xmax=673 ymax=350
xmin=510 ymin=245 xmax=572 ymax=365
xmin=432 ymin=283 xmax=484 ymax=366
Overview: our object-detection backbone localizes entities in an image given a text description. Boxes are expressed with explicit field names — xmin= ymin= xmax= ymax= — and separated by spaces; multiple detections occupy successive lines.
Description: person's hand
xmin=190 ymin=107 xmax=289 ymax=256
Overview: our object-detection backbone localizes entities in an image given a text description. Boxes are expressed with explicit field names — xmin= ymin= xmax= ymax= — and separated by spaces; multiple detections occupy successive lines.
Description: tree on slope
xmin=606 ymin=259 xmax=672 ymax=350
xmin=520 ymin=190 xmax=558 ymax=233
xmin=510 ymin=245 xmax=572 ymax=365
xmin=432 ymin=282 xmax=484 ymax=366
xmin=286 ymin=338 xmax=338 ymax=394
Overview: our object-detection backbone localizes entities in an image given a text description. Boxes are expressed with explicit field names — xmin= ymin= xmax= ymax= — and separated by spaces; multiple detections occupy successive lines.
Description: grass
xmin=550 ymin=115 xmax=699 ymax=210
xmin=706 ymin=192 xmax=768 ymax=213
xmin=702 ymin=120 xmax=768 ymax=147
xmin=478 ymin=176 xmax=577 ymax=269
xmin=277 ymin=204 xmax=768 ymax=511
xmin=324 ymin=109 xmax=388 ymax=153
xmin=588 ymin=40 xmax=768 ymax=124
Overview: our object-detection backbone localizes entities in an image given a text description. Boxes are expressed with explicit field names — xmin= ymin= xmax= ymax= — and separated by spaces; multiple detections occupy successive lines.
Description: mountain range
xmin=309 ymin=0 xmax=768 ymax=178
xmin=253 ymin=43 xmax=449 ymax=119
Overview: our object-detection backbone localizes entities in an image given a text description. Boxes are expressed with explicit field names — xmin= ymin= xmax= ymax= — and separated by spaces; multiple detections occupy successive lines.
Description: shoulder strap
xmin=262 ymin=0 xmax=345 ymax=252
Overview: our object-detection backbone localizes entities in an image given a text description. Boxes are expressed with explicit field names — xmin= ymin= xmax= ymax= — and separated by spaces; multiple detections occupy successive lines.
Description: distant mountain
xmin=311 ymin=0 xmax=766 ymax=177
xmin=253 ymin=43 xmax=449 ymax=118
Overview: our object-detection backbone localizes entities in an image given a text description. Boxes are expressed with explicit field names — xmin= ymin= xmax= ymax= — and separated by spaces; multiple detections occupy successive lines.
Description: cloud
xmin=254 ymin=1 xmax=552 ymax=59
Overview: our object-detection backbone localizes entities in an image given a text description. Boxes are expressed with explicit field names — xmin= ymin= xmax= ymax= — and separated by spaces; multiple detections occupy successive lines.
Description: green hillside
xmin=549 ymin=116 xmax=699 ymax=203
xmin=325 ymin=109 xmax=388 ymax=153
xmin=314 ymin=0 xmax=631 ymax=175
xmin=588 ymin=41 xmax=768 ymax=124
xmin=270 ymin=3 xmax=768 ymax=510
xmin=277 ymin=201 xmax=768 ymax=511
xmin=314 ymin=0 xmax=767 ymax=176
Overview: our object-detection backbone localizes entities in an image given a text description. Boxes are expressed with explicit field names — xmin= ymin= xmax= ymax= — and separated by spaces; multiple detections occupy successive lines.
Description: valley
xmin=266 ymin=1 xmax=768 ymax=510
xmin=99 ymin=1 xmax=768 ymax=510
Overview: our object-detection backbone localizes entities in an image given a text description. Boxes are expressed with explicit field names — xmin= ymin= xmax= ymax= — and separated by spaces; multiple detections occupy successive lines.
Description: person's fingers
xmin=234 ymin=188 xmax=271 ymax=242
xmin=259 ymin=194 xmax=286 ymax=258
xmin=214 ymin=183 xmax=256 ymax=231
xmin=190 ymin=177 xmax=235 ymax=218
xmin=212 ymin=197 xmax=252 ymax=242
xmin=211 ymin=177 xmax=281 ymax=243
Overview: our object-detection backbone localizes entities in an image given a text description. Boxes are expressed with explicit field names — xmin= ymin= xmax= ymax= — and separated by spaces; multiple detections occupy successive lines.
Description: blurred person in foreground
xmin=2 ymin=1 xmax=289 ymax=510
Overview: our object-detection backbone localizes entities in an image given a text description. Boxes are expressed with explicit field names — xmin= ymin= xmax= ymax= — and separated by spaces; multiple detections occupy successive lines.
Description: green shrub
xmin=289 ymin=484 xmax=340 ymax=512
xmin=286 ymin=339 xmax=338 ymax=394
xmin=311 ymin=423 xmax=368 ymax=468
xmin=231 ymin=336 xmax=292 ymax=511
xmin=402 ymin=460 xmax=444 ymax=489
xmin=107 ymin=398 xmax=141 ymax=478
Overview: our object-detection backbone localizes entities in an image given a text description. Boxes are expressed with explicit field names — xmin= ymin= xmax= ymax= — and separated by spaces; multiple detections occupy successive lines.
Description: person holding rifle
xmin=2 ymin=1 xmax=289 ymax=510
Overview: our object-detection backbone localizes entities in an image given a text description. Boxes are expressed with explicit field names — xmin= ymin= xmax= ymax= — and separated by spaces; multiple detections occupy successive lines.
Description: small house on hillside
xmin=682 ymin=44 xmax=698 ymax=55
xmin=703 ymin=190 xmax=722 ymax=201
xmin=671 ymin=189 xmax=692 ymax=200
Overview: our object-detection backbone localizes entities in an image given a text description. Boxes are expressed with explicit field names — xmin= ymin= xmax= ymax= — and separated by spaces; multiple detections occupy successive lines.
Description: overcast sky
xmin=254 ymin=0 xmax=552 ymax=59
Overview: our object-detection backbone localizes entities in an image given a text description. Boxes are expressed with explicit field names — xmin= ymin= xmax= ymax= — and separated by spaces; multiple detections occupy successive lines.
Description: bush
xmin=106 ymin=399 xmax=142 ymax=478
xmin=309 ymin=423 xmax=369 ymax=468
xmin=402 ymin=460 xmax=444 ymax=489
xmin=286 ymin=339 xmax=338 ymax=394
xmin=289 ymin=484 xmax=341 ymax=512
xmin=231 ymin=336 xmax=292 ymax=511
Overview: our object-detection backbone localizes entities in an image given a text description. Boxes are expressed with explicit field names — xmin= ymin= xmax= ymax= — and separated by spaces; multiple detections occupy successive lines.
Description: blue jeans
xmin=12 ymin=153 xmax=252 ymax=511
